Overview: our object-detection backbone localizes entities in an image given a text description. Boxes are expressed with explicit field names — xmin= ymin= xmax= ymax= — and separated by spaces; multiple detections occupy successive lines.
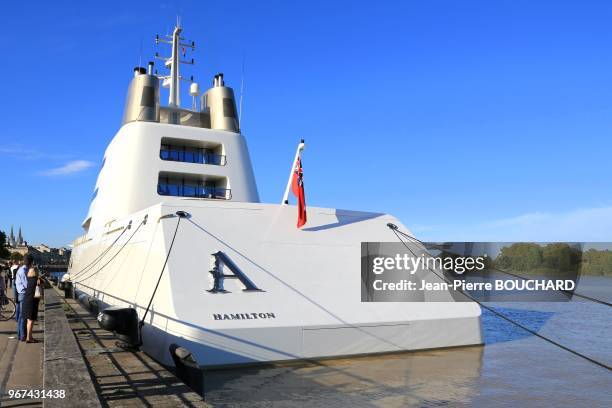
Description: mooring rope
xmin=75 ymin=218 xmax=147 ymax=284
xmin=392 ymin=227 xmax=612 ymax=308
xmin=139 ymin=211 xmax=187 ymax=327
xmin=491 ymin=267 xmax=612 ymax=307
xmin=70 ymin=224 xmax=129 ymax=281
xmin=386 ymin=224 xmax=611 ymax=372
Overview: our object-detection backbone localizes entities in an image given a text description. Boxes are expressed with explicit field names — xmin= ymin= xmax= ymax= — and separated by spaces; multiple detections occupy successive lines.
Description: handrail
xmin=157 ymin=184 xmax=232 ymax=200
xmin=160 ymin=147 xmax=226 ymax=166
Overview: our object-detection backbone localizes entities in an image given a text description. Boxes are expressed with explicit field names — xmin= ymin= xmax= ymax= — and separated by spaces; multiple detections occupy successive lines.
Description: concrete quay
xmin=0 ymin=285 xmax=210 ymax=407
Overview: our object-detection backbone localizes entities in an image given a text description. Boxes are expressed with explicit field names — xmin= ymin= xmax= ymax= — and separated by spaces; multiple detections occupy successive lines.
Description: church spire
xmin=17 ymin=226 xmax=23 ymax=246
xmin=9 ymin=225 xmax=15 ymax=246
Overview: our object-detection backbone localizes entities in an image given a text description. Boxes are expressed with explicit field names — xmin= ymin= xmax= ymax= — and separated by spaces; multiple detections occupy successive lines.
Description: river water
xmin=203 ymin=277 xmax=612 ymax=407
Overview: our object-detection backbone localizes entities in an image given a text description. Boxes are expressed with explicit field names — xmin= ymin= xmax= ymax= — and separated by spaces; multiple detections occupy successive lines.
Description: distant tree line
xmin=493 ymin=243 xmax=612 ymax=276
xmin=1 ymin=230 xmax=23 ymax=262
xmin=580 ymin=249 xmax=612 ymax=276
xmin=0 ymin=230 xmax=9 ymax=259
xmin=11 ymin=253 xmax=23 ymax=261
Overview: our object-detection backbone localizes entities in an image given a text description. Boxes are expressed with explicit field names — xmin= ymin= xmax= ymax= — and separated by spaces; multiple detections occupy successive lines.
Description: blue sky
xmin=1 ymin=0 xmax=611 ymax=247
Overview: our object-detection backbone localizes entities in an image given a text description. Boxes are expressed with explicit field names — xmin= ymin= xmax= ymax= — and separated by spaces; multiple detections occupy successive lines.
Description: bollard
xmin=169 ymin=344 xmax=203 ymax=395
xmin=63 ymin=281 xmax=74 ymax=299
xmin=88 ymin=297 xmax=99 ymax=314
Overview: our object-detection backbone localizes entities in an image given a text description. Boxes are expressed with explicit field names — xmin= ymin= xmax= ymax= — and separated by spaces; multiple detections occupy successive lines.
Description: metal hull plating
xmin=69 ymin=202 xmax=482 ymax=368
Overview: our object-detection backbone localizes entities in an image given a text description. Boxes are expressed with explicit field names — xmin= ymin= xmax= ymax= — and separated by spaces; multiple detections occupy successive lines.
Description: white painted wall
xmin=84 ymin=121 xmax=259 ymax=230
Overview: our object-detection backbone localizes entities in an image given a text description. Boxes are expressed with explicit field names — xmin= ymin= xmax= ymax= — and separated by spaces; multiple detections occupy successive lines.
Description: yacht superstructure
xmin=67 ymin=24 xmax=482 ymax=368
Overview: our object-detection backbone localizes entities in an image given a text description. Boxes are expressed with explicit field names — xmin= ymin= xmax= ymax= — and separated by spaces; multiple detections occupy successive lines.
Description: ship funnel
xmin=213 ymin=73 xmax=225 ymax=87
xmin=201 ymin=73 xmax=239 ymax=132
xmin=133 ymin=66 xmax=146 ymax=77
xmin=123 ymin=64 xmax=160 ymax=125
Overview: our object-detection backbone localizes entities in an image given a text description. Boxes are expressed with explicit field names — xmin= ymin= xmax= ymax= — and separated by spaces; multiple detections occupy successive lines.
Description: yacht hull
xmin=69 ymin=201 xmax=482 ymax=367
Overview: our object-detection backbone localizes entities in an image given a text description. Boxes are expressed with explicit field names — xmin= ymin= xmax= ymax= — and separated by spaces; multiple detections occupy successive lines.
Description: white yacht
xmin=67 ymin=24 xmax=482 ymax=368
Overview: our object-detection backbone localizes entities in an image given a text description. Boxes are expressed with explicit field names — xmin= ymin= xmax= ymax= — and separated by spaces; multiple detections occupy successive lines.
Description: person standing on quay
xmin=13 ymin=261 xmax=22 ymax=307
xmin=0 ymin=267 xmax=6 ymax=301
xmin=0 ymin=265 xmax=6 ymax=290
xmin=22 ymin=265 xmax=42 ymax=343
xmin=10 ymin=262 xmax=19 ymax=291
xmin=14 ymin=255 xmax=32 ymax=341
xmin=6 ymin=263 xmax=13 ymax=288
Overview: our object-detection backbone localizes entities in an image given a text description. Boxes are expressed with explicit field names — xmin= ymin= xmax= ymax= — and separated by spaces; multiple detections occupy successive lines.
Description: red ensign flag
xmin=291 ymin=157 xmax=307 ymax=228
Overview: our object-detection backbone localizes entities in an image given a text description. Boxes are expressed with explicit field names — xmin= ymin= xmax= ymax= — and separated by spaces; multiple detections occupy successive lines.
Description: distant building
xmin=35 ymin=244 xmax=51 ymax=253
xmin=8 ymin=225 xmax=15 ymax=247
xmin=6 ymin=225 xmax=28 ymax=251
xmin=4 ymin=225 xmax=71 ymax=264
xmin=8 ymin=245 xmax=36 ymax=257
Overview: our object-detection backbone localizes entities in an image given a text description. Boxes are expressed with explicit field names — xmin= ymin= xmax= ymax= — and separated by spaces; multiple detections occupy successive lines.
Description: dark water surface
xmin=203 ymin=278 xmax=612 ymax=407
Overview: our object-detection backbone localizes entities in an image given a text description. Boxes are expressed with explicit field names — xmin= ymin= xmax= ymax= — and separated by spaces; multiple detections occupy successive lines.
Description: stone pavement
xmin=1 ymin=283 xmax=211 ymax=408
xmin=0 ymin=286 xmax=44 ymax=407
xmin=60 ymin=287 xmax=209 ymax=407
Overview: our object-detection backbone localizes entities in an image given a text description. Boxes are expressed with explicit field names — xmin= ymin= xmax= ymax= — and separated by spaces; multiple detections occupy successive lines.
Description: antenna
xmin=138 ymin=37 xmax=143 ymax=68
xmin=239 ymin=56 xmax=245 ymax=126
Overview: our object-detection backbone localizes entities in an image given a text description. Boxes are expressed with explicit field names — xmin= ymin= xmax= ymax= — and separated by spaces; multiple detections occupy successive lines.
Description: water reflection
xmin=482 ymin=307 xmax=554 ymax=344
xmin=472 ymin=302 xmax=612 ymax=408
xmin=204 ymin=346 xmax=484 ymax=407
xmin=203 ymin=279 xmax=612 ymax=407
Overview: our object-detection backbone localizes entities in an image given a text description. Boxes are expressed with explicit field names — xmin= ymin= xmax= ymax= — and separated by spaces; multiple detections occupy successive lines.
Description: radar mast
xmin=155 ymin=19 xmax=196 ymax=122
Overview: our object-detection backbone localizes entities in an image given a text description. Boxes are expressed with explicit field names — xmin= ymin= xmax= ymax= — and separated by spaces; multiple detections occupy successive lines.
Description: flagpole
xmin=282 ymin=139 xmax=305 ymax=204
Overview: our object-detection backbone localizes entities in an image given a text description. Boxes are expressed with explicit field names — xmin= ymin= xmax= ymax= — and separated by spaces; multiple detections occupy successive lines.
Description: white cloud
xmin=479 ymin=207 xmax=612 ymax=241
xmin=417 ymin=206 xmax=612 ymax=242
xmin=0 ymin=146 xmax=69 ymax=160
xmin=40 ymin=160 xmax=95 ymax=176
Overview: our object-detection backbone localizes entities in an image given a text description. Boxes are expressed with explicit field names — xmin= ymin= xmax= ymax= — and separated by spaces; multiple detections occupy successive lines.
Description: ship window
xmin=159 ymin=138 xmax=226 ymax=165
xmin=157 ymin=172 xmax=231 ymax=200
xmin=141 ymin=86 xmax=155 ymax=107
xmin=223 ymin=98 xmax=236 ymax=118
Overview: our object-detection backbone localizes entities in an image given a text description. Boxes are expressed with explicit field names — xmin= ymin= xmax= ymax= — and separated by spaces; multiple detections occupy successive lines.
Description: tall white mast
xmin=168 ymin=24 xmax=182 ymax=108
xmin=155 ymin=21 xmax=196 ymax=123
